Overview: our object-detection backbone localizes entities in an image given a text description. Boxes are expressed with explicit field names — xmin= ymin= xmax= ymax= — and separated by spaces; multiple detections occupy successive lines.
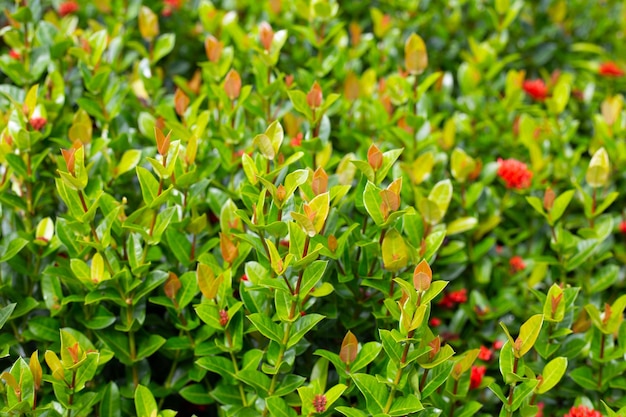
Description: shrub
xmin=1 ymin=1 xmax=626 ymax=417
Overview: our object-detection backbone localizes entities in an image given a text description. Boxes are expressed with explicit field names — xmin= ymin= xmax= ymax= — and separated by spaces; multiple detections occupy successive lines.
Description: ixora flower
xmin=162 ymin=0 xmax=181 ymax=16
xmin=619 ymin=220 xmax=626 ymax=234
xmin=470 ymin=365 xmax=486 ymax=389
xmin=59 ymin=1 xmax=79 ymax=17
xmin=29 ymin=117 xmax=47 ymax=131
xmin=478 ymin=345 xmax=492 ymax=361
xmin=9 ymin=49 xmax=20 ymax=59
xmin=497 ymin=158 xmax=533 ymax=189
xmin=438 ymin=288 xmax=467 ymax=308
xmin=510 ymin=256 xmax=526 ymax=272
xmin=563 ymin=405 xmax=602 ymax=417
xmin=598 ymin=61 xmax=624 ymax=77
xmin=523 ymin=79 xmax=548 ymax=101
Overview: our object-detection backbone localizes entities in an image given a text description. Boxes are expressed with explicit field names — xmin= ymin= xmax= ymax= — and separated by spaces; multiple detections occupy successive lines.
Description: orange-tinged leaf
xmin=164 ymin=272 xmax=182 ymax=300
xmin=220 ymin=232 xmax=239 ymax=264
xmin=154 ymin=127 xmax=171 ymax=156
xmin=328 ymin=234 xmax=338 ymax=253
xmin=382 ymin=229 xmax=408 ymax=272
xmin=413 ymin=259 xmax=432 ymax=292
xmin=197 ymin=263 xmax=221 ymax=300
xmin=380 ymin=189 xmax=400 ymax=212
xmin=174 ymin=88 xmax=190 ymax=117
xmin=340 ymin=331 xmax=358 ymax=364
xmin=543 ymin=187 xmax=555 ymax=211
xmin=312 ymin=167 xmax=328 ymax=196
xmin=307 ymin=81 xmax=323 ymax=109
xmin=259 ymin=21 xmax=274 ymax=51
xmin=1 ymin=372 xmax=19 ymax=395
xmin=224 ymin=69 xmax=242 ymax=101
xmin=205 ymin=35 xmax=223 ymax=62
xmin=387 ymin=177 xmax=402 ymax=196
xmin=61 ymin=147 xmax=77 ymax=175
xmin=367 ymin=144 xmax=383 ymax=171
xmin=344 ymin=71 xmax=360 ymax=101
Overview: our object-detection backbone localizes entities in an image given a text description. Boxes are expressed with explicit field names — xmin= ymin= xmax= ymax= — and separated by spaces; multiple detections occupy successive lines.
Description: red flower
xmin=449 ymin=289 xmax=467 ymax=303
xmin=497 ymin=158 xmax=533 ymax=189
xmin=599 ymin=61 xmax=624 ymax=77
xmin=493 ymin=340 xmax=504 ymax=350
xmin=478 ymin=345 xmax=492 ymax=361
xmin=536 ymin=402 xmax=544 ymax=417
xmin=240 ymin=274 xmax=248 ymax=281
xmin=429 ymin=317 xmax=442 ymax=327
xmin=29 ymin=117 xmax=47 ymax=131
xmin=619 ymin=220 xmax=626 ymax=234
xmin=59 ymin=1 xmax=79 ymax=17
xmin=162 ymin=0 xmax=181 ymax=16
xmin=470 ymin=365 xmax=486 ymax=389
xmin=290 ymin=132 xmax=303 ymax=147
xmin=312 ymin=394 xmax=327 ymax=413
xmin=563 ymin=405 xmax=602 ymax=417
xmin=523 ymin=79 xmax=548 ymax=101
xmin=510 ymin=256 xmax=526 ymax=272
xmin=9 ymin=49 xmax=20 ymax=60
xmin=438 ymin=289 xmax=467 ymax=308
xmin=219 ymin=309 xmax=229 ymax=327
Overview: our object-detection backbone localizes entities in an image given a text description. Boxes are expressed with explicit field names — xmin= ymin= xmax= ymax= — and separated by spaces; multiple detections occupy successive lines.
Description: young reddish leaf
xmin=543 ymin=187 xmax=555 ymax=211
xmin=205 ymin=35 xmax=223 ymax=62
xmin=224 ymin=69 xmax=242 ymax=101
xmin=197 ymin=263 xmax=222 ymax=300
xmin=327 ymin=234 xmax=338 ymax=253
xmin=61 ymin=147 xmax=77 ymax=175
xmin=174 ymin=88 xmax=189 ymax=118
xmin=259 ymin=21 xmax=274 ymax=51
xmin=367 ymin=144 xmax=383 ymax=171
xmin=220 ymin=233 xmax=239 ymax=264
xmin=340 ymin=331 xmax=358 ymax=365
xmin=312 ymin=167 xmax=328 ymax=196
xmin=164 ymin=272 xmax=182 ymax=301
xmin=154 ymin=127 xmax=171 ymax=156
xmin=413 ymin=259 xmax=432 ymax=292
xmin=307 ymin=81 xmax=323 ymax=109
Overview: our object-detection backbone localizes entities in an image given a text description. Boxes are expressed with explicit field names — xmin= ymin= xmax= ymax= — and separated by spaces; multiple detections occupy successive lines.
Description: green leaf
xmin=288 ymin=313 xmax=324 ymax=348
xmin=100 ymin=382 xmax=121 ymax=417
xmin=363 ymin=181 xmax=384 ymax=225
xmin=298 ymin=260 xmax=328 ymax=300
xmin=266 ymin=396 xmax=298 ymax=417
xmin=511 ymin=380 xmax=539 ymax=411
xmin=248 ymin=313 xmax=284 ymax=343
xmin=0 ymin=303 xmax=16 ymax=330
xmin=179 ymin=384 xmax=214 ymax=405
xmin=288 ymin=90 xmax=312 ymax=121
xmin=446 ymin=217 xmax=477 ymax=235
xmin=134 ymin=384 xmax=158 ymax=417
xmin=565 ymin=239 xmax=598 ymax=271
xmin=525 ymin=196 xmax=547 ymax=218
xmin=0 ymin=238 xmax=28 ymax=262
xmin=418 ymin=198 xmax=443 ymax=225
xmin=388 ymin=395 xmax=424 ymax=416
xmin=152 ymin=33 xmax=176 ymax=63
xmin=137 ymin=335 xmax=166 ymax=361
xmin=548 ymin=190 xmax=574 ymax=225
xmin=428 ymin=179 xmax=453 ymax=215
xmin=136 ymin=166 xmax=159 ymax=206
xmin=348 ymin=342 xmax=381 ymax=374
xmin=379 ymin=330 xmax=402 ymax=364
xmin=536 ymin=357 xmax=567 ymax=394
xmin=336 ymin=407 xmax=369 ymax=417
xmin=518 ymin=314 xmax=543 ymax=357
xmin=351 ymin=373 xmax=388 ymax=414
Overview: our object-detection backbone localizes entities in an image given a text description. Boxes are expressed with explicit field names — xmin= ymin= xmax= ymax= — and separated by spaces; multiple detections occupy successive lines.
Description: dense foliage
xmin=1 ymin=1 xmax=626 ymax=416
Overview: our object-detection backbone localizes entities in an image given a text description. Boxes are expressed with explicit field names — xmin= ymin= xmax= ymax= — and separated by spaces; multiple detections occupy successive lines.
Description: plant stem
xmin=598 ymin=332 xmax=605 ymax=388
xmin=383 ymin=327 xmax=416 ymax=413
xmin=506 ymin=357 xmax=519 ymax=417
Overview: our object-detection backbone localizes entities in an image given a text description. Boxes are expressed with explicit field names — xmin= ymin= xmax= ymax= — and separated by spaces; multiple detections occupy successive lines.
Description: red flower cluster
xmin=59 ymin=1 xmax=79 ymax=17
xmin=429 ymin=317 xmax=442 ymax=327
xmin=470 ymin=365 xmax=486 ymax=389
xmin=162 ymin=0 xmax=181 ymax=17
xmin=29 ymin=117 xmax=47 ymax=131
xmin=493 ymin=340 xmax=504 ymax=350
xmin=619 ymin=220 xmax=626 ymax=234
xmin=290 ymin=132 xmax=303 ymax=147
xmin=563 ymin=405 xmax=602 ymax=417
xmin=312 ymin=394 xmax=327 ymax=413
xmin=9 ymin=49 xmax=20 ymax=60
xmin=523 ymin=79 xmax=548 ymax=101
xmin=497 ymin=158 xmax=533 ymax=189
xmin=478 ymin=345 xmax=492 ymax=361
xmin=510 ymin=256 xmax=526 ymax=272
xmin=536 ymin=402 xmax=544 ymax=417
xmin=598 ymin=61 xmax=624 ymax=77
xmin=438 ymin=289 xmax=467 ymax=308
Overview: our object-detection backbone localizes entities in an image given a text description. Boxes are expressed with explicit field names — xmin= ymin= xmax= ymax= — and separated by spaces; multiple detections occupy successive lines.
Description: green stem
xmin=598 ymin=332 xmax=605 ymax=388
